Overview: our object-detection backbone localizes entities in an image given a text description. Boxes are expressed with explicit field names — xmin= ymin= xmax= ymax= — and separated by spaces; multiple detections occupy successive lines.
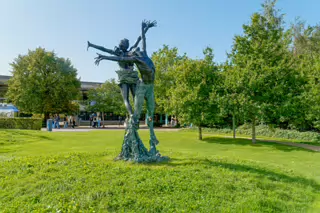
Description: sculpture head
xmin=119 ymin=39 xmax=129 ymax=51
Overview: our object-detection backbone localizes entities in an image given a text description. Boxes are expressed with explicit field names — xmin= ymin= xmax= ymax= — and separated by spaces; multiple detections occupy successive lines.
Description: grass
xmin=1 ymin=129 xmax=320 ymax=212
xmin=183 ymin=125 xmax=320 ymax=145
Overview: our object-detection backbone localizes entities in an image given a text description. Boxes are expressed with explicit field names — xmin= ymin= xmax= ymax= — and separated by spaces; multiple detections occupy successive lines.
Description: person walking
xmin=118 ymin=116 xmax=122 ymax=127
xmin=63 ymin=114 xmax=68 ymax=128
xmin=97 ymin=116 xmax=101 ymax=128
xmin=56 ymin=114 xmax=60 ymax=129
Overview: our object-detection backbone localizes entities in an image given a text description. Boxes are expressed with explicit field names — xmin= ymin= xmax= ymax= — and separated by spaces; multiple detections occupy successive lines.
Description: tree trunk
xmin=232 ymin=112 xmax=236 ymax=139
xmin=198 ymin=126 xmax=202 ymax=140
xmin=102 ymin=112 xmax=105 ymax=128
xmin=43 ymin=112 xmax=50 ymax=127
xmin=252 ymin=118 xmax=256 ymax=144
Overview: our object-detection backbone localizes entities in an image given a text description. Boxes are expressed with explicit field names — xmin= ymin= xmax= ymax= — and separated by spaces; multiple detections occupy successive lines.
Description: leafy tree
xmin=87 ymin=79 xmax=126 ymax=117
xmin=169 ymin=48 xmax=220 ymax=140
xmin=227 ymin=0 xmax=306 ymax=143
xmin=152 ymin=45 xmax=183 ymax=115
xmin=6 ymin=47 xmax=81 ymax=122
xmin=292 ymin=21 xmax=320 ymax=130
xmin=219 ymin=62 xmax=245 ymax=138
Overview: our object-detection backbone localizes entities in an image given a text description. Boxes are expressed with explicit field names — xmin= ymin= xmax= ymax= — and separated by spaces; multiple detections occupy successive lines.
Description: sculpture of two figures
xmin=87 ymin=20 xmax=169 ymax=163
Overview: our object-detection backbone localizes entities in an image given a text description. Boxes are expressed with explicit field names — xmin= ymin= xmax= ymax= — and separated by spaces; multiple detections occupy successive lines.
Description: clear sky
xmin=0 ymin=0 xmax=319 ymax=82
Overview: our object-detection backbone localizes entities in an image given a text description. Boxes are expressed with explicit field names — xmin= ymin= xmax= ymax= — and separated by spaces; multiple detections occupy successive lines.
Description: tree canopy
xmin=6 ymin=47 xmax=81 ymax=119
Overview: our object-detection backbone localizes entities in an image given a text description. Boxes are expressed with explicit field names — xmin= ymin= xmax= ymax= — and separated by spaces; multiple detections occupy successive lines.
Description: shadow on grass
xmin=0 ymin=129 xmax=52 ymax=141
xmin=202 ymin=136 xmax=315 ymax=152
xmin=159 ymin=157 xmax=320 ymax=192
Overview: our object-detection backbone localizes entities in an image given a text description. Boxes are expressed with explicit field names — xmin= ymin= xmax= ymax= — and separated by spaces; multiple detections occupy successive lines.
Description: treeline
xmin=150 ymin=1 xmax=320 ymax=141
xmin=86 ymin=1 xmax=319 ymax=141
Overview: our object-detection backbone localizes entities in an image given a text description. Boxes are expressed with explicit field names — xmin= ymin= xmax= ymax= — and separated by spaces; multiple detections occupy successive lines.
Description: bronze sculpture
xmin=92 ymin=20 xmax=168 ymax=162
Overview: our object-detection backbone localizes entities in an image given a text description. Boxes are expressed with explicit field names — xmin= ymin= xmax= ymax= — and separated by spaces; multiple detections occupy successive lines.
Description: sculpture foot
xmin=150 ymin=135 xmax=159 ymax=146
xmin=149 ymin=145 xmax=158 ymax=156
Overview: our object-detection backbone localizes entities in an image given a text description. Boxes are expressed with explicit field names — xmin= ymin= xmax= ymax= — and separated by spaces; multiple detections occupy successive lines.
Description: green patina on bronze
xmin=115 ymin=70 xmax=139 ymax=85
xmin=91 ymin=20 xmax=169 ymax=163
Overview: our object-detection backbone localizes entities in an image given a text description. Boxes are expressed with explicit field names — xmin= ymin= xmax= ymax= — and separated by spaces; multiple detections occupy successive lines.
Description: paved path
xmin=41 ymin=126 xmax=180 ymax=132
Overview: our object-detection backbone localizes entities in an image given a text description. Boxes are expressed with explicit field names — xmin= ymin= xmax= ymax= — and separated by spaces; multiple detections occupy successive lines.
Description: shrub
xmin=0 ymin=118 xmax=42 ymax=130
xmin=184 ymin=124 xmax=320 ymax=142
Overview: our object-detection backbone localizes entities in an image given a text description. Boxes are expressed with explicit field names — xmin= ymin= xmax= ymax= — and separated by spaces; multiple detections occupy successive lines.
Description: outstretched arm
xmin=141 ymin=20 xmax=148 ymax=53
xmin=129 ymin=21 xmax=157 ymax=52
xmin=87 ymin=41 xmax=118 ymax=55
xmin=94 ymin=53 xmax=136 ymax=65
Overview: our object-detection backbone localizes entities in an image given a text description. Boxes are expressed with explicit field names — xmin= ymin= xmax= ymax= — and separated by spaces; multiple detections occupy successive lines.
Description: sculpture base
xmin=115 ymin=118 xmax=169 ymax=163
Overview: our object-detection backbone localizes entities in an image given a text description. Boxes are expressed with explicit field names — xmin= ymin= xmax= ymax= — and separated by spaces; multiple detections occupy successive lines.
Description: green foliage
xmin=168 ymin=48 xmax=221 ymax=139
xmin=6 ymin=47 xmax=81 ymax=117
xmin=292 ymin=21 xmax=320 ymax=130
xmin=152 ymin=45 xmax=184 ymax=114
xmin=187 ymin=124 xmax=320 ymax=143
xmin=0 ymin=118 xmax=42 ymax=130
xmin=225 ymin=1 xmax=307 ymax=142
xmin=87 ymin=79 xmax=126 ymax=115
xmin=1 ymin=130 xmax=320 ymax=212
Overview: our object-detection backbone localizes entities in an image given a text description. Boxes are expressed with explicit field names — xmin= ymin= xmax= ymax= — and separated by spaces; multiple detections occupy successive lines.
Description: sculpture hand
xmin=141 ymin=19 xmax=148 ymax=29
xmin=94 ymin=53 xmax=103 ymax=66
xmin=87 ymin=41 xmax=91 ymax=51
xmin=147 ymin=20 xmax=157 ymax=28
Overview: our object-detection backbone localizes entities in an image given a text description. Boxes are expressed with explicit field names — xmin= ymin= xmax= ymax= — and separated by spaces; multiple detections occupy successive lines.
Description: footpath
xmin=41 ymin=125 xmax=180 ymax=132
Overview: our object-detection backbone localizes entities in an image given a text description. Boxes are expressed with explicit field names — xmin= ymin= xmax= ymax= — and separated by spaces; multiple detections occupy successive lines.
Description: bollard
xmin=47 ymin=119 xmax=52 ymax=132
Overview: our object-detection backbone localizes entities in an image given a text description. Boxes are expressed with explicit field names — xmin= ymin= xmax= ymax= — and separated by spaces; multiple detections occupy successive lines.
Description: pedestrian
xmin=63 ymin=114 xmax=68 ymax=128
xmin=97 ymin=116 xmax=101 ymax=128
xmin=93 ymin=116 xmax=97 ymax=128
xmin=56 ymin=114 xmax=60 ymax=129
xmin=118 ymin=116 xmax=122 ymax=127
xmin=72 ymin=116 xmax=76 ymax=128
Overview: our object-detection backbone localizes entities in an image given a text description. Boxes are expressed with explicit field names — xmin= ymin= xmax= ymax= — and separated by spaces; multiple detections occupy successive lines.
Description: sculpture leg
xmin=145 ymin=84 xmax=159 ymax=155
xmin=119 ymin=83 xmax=133 ymax=115
xmin=132 ymin=82 xmax=146 ymax=129
xmin=129 ymin=84 xmax=136 ymax=99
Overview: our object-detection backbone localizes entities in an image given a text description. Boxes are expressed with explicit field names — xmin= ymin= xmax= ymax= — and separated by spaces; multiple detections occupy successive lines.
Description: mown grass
xmin=184 ymin=124 xmax=320 ymax=145
xmin=1 ymin=129 xmax=320 ymax=212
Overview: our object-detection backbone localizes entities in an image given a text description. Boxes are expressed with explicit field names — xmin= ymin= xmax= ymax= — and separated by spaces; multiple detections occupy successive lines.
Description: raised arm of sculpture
xmin=94 ymin=53 xmax=136 ymax=65
xmin=129 ymin=20 xmax=157 ymax=52
xmin=87 ymin=41 xmax=118 ymax=55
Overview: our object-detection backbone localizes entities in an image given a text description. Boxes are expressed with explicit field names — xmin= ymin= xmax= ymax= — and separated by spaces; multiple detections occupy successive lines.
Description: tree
xmin=152 ymin=45 xmax=183 ymax=115
xmin=6 ymin=47 xmax=81 ymax=122
xmin=169 ymin=48 xmax=220 ymax=140
xmin=227 ymin=0 xmax=306 ymax=143
xmin=292 ymin=21 xmax=320 ymax=130
xmin=87 ymin=79 xmax=126 ymax=117
xmin=219 ymin=62 xmax=245 ymax=139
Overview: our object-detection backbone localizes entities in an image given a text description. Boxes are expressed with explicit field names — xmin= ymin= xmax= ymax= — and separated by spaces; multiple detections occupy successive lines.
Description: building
xmin=0 ymin=75 xmax=162 ymax=124
xmin=0 ymin=75 xmax=104 ymax=120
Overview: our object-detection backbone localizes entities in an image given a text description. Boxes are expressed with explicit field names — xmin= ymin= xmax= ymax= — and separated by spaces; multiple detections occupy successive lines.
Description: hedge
xmin=185 ymin=124 xmax=320 ymax=143
xmin=0 ymin=118 xmax=42 ymax=130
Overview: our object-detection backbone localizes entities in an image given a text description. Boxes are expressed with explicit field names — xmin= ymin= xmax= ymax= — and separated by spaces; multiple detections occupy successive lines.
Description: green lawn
xmin=1 ymin=129 xmax=320 ymax=212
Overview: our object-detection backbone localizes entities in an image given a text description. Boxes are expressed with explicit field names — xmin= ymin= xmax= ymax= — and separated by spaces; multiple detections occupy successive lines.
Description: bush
xmin=185 ymin=124 xmax=320 ymax=142
xmin=0 ymin=118 xmax=42 ymax=130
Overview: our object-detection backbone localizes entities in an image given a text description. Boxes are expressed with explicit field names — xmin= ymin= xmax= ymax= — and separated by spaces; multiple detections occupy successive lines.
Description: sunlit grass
xmin=1 ymin=129 xmax=320 ymax=212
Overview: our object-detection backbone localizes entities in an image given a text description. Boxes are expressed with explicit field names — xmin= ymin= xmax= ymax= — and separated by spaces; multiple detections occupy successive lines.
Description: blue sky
xmin=0 ymin=0 xmax=319 ymax=82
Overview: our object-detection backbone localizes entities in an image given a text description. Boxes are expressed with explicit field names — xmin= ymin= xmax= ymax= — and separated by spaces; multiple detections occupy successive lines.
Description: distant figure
xmin=118 ymin=116 xmax=122 ymax=127
xmin=63 ymin=114 xmax=68 ymax=128
xmin=97 ymin=116 xmax=101 ymax=128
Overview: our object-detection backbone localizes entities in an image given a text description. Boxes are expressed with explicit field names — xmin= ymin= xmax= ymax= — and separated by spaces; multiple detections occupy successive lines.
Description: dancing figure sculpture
xmin=94 ymin=20 xmax=168 ymax=162
xmin=87 ymin=21 xmax=156 ymax=115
